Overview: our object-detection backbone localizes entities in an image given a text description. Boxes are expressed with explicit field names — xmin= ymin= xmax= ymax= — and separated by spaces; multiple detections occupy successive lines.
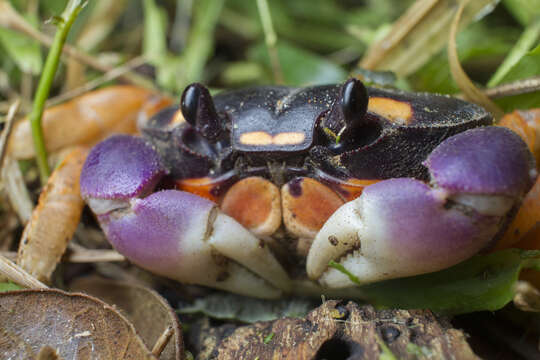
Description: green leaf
xmin=263 ymin=332 xmax=274 ymax=344
xmin=495 ymin=92 xmax=540 ymax=113
xmin=0 ymin=283 xmax=22 ymax=292
xmin=377 ymin=336 xmax=398 ymax=360
xmin=410 ymin=22 xmax=520 ymax=94
xmin=0 ymin=13 xmax=42 ymax=74
xmin=488 ymin=18 xmax=540 ymax=87
xmin=493 ymin=45 xmax=540 ymax=111
xmin=178 ymin=293 xmax=312 ymax=323
xmin=249 ymin=42 xmax=347 ymax=86
xmin=503 ymin=0 xmax=540 ymax=26
xmin=142 ymin=0 xmax=168 ymax=63
xmin=333 ymin=249 xmax=540 ymax=315
xmin=499 ymin=44 xmax=540 ymax=83
xmin=182 ymin=0 xmax=225 ymax=85
xmin=153 ymin=54 xmax=184 ymax=93
xmin=406 ymin=343 xmax=434 ymax=358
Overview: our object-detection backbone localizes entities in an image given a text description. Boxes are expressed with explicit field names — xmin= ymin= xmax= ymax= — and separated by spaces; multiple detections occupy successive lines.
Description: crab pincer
xmin=307 ymin=126 xmax=537 ymax=288
xmin=80 ymin=135 xmax=291 ymax=298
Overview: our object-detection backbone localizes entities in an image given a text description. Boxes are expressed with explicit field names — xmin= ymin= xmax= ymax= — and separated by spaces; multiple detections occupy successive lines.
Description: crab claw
xmin=307 ymin=127 xmax=537 ymax=288
xmin=81 ymin=135 xmax=291 ymax=298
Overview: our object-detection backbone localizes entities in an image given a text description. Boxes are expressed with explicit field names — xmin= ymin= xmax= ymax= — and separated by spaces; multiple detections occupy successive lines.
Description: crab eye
xmin=181 ymin=83 xmax=221 ymax=141
xmin=323 ymin=78 xmax=369 ymax=138
xmin=341 ymin=78 xmax=369 ymax=125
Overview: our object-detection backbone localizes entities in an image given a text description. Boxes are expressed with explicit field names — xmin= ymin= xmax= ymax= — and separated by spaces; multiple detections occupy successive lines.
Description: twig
xmin=1 ymin=158 xmax=34 ymax=223
xmin=0 ymin=254 xmax=48 ymax=289
xmin=151 ymin=326 xmax=174 ymax=357
xmin=0 ymin=99 xmax=20 ymax=169
xmin=360 ymin=0 xmax=438 ymax=70
xmin=256 ymin=0 xmax=284 ymax=84
xmin=66 ymin=249 xmax=125 ymax=263
xmin=29 ymin=0 xmax=87 ymax=184
xmin=0 ymin=1 xmax=156 ymax=90
xmin=1 ymin=249 xmax=125 ymax=263
xmin=46 ymin=56 xmax=149 ymax=107
xmin=483 ymin=76 xmax=540 ymax=99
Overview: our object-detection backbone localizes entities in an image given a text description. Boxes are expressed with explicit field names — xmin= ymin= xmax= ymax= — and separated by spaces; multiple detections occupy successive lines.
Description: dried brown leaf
xmin=448 ymin=1 xmax=504 ymax=119
xmin=7 ymin=86 xmax=171 ymax=159
xmin=0 ymin=157 xmax=33 ymax=223
xmin=0 ymin=288 xmax=156 ymax=359
xmin=36 ymin=346 xmax=61 ymax=360
xmin=514 ymin=281 xmax=540 ymax=312
xmin=192 ymin=300 xmax=478 ymax=360
xmin=17 ymin=147 xmax=89 ymax=282
xmin=360 ymin=0 xmax=498 ymax=77
xmin=71 ymin=276 xmax=184 ymax=360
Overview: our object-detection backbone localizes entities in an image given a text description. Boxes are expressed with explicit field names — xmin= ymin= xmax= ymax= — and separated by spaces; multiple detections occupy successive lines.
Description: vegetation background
xmin=0 ymin=0 xmax=539 ymax=359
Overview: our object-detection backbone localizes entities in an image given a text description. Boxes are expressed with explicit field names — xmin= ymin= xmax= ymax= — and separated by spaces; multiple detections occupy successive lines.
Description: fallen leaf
xmin=360 ymin=0 xmax=499 ymax=76
xmin=17 ymin=147 xmax=89 ymax=282
xmin=0 ymin=282 xmax=21 ymax=292
xmin=71 ymin=276 xmax=183 ymax=360
xmin=0 ymin=288 xmax=156 ymax=359
xmin=191 ymin=300 xmax=478 ymax=360
xmin=447 ymin=1 xmax=504 ymax=119
xmin=179 ymin=292 xmax=312 ymax=323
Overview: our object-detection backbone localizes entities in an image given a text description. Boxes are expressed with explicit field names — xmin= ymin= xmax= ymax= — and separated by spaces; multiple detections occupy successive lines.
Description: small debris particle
xmin=330 ymin=306 xmax=349 ymax=320
xmin=380 ymin=326 xmax=400 ymax=343
xmin=328 ymin=235 xmax=339 ymax=246
xmin=74 ymin=331 xmax=91 ymax=338
xmin=263 ymin=332 xmax=275 ymax=344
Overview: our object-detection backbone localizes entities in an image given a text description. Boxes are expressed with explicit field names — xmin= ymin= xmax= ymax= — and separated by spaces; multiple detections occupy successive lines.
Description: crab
xmin=79 ymin=78 xmax=537 ymax=299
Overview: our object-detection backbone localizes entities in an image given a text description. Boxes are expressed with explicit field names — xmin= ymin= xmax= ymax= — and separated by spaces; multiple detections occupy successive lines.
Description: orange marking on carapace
xmin=337 ymin=178 xmax=380 ymax=201
xmin=239 ymin=131 xmax=306 ymax=146
xmin=273 ymin=132 xmax=305 ymax=145
xmin=499 ymin=109 xmax=540 ymax=166
xmin=176 ymin=177 xmax=220 ymax=202
xmin=239 ymin=131 xmax=273 ymax=145
xmin=368 ymin=97 xmax=413 ymax=125
xmin=281 ymin=177 xmax=344 ymax=239
xmin=220 ymin=177 xmax=281 ymax=237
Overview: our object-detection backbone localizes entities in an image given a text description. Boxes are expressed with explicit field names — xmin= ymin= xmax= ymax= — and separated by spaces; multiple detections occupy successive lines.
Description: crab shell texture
xmin=80 ymin=79 xmax=537 ymax=299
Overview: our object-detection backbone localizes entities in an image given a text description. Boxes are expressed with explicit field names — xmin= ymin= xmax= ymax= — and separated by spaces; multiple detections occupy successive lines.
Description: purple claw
xmin=424 ymin=127 xmax=536 ymax=196
xmin=81 ymin=135 xmax=166 ymax=201
xmin=101 ymin=190 xmax=215 ymax=276
xmin=80 ymin=135 xmax=291 ymax=298
xmin=96 ymin=190 xmax=290 ymax=298
xmin=307 ymin=127 xmax=537 ymax=287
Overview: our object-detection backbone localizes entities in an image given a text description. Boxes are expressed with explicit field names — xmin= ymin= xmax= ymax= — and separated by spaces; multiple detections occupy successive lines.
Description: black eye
xmin=181 ymin=83 xmax=221 ymax=141
xmin=323 ymin=78 xmax=369 ymax=138
xmin=318 ymin=79 xmax=382 ymax=154
xmin=341 ymin=78 xmax=369 ymax=127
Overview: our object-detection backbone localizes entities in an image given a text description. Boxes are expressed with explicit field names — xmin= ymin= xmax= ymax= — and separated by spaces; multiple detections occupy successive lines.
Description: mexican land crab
xmin=79 ymin=79 xmax=537 ymax=299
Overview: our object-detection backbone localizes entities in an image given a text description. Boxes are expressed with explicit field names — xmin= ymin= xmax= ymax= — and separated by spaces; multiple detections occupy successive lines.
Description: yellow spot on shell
xmin=368 ymin=97 xmax=413 ymax=125
xmin=239 ymin=131 xmax=306 ymax=146
xmin=239 ymin=131 xmax=273 ymax=145
xmin=273 ymin=132 xmax=305 ymax=145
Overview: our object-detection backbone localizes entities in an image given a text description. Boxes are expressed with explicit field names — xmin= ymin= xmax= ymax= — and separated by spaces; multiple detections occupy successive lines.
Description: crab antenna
xmin=324 ymin=78 xmax=369 ymax=140
xmin=181 ymin=83 xmax=221 ymax=141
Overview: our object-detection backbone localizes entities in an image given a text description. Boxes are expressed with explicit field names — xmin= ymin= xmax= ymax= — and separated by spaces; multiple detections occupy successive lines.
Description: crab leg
xmin=307 ymin=127 xmax=537 ymax=288
xmin=80 ymin=135 xmax=291 ymax=298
